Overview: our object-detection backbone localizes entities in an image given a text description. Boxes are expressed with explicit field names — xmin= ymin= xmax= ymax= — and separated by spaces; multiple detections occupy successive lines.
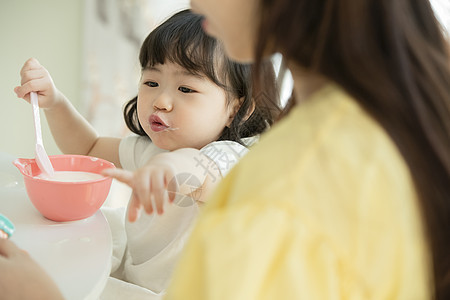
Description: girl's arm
xmin=43 ymin=94 xmax=121 ymax=166
xmin=14 ymin=58 xmax=121 ymax=167
xmin=102 ymin=148 xmax=222 ymax=221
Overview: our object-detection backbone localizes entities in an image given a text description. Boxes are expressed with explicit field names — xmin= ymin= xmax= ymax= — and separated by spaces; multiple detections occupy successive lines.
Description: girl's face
xmin=190 ymin=0 xmax=260 ymax=62
xmin=137 ymin=62 xmax=235 ymax=150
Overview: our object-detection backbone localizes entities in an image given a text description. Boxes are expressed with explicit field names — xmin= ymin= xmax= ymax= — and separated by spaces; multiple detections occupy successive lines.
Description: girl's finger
xmin=164 ymin=169 xmax=176 ymax=203
xmin=134 ymin=172 xmax=152 ymax=214
xmin=127 ymin=193 xmax=142 ymax=223
xmin=151 ymin=173 xmax=166 ymax=215
xmin=102 ymin=168 xmax=134 ymax=187
xmin=20 ymin=58 xmax=42 ymax=76
xmin=142 ymin=195 xmax=154 ymax=215
xmin=14 ymin=78 xmax=51 ymax=101
xmin=20 ymin=68 xmax=47 ymax=86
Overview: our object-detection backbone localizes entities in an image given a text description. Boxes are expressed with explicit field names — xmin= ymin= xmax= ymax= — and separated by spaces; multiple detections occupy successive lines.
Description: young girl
xmin=14 ymin=9 xmax=279 ymax=297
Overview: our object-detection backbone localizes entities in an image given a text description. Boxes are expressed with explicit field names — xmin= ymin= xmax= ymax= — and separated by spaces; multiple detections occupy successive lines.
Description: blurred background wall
xmin=0 ymin=0 xmax=188 ymax=159
xmin=0 ymin=0 xmax=83 ymax=158
xmin=80 ymin=0 xmax=189 ymax=138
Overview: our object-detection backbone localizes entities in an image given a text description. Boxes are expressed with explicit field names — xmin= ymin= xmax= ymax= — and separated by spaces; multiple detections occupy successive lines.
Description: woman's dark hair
xmin=255 ymin=0 xmax=450 ymax=298
xmin=124 ymin=9 xmax=280 ymax=145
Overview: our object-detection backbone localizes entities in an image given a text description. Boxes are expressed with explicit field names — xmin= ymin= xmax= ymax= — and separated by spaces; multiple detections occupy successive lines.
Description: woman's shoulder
xmin=250 ymin=84 xmax=406 ymax=170
xmin=219 ymin=84 xmax=418 ymax=213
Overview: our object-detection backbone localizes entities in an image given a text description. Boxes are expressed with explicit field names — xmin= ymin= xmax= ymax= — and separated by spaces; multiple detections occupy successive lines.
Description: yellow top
xmin=165 ymin=85 xmax=432 ymax=299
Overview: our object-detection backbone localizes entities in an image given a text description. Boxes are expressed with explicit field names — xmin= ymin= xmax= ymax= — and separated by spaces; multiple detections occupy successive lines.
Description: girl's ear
xmin=226 ymin=97 xmax=243 ymax=127
xmin=226 ymin=97 xmax=255 ymax=127
xmin=243 ymin=100 xmax=256 ymax=122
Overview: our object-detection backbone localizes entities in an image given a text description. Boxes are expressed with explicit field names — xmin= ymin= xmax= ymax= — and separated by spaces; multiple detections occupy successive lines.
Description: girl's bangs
xmin=139 ymin=14 xmax=221 ymax=85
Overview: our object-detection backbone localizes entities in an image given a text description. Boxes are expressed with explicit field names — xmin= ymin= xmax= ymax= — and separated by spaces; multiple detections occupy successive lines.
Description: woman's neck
xmin=288 ymin=62 xmax=328 ymax=104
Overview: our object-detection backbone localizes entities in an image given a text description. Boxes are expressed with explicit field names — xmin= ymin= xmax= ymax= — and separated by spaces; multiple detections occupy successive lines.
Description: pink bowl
xmin=13 ymin=155 xmax=115 ymax=222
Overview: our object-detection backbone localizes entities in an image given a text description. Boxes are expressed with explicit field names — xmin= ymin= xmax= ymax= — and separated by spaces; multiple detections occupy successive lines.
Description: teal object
xmin=0 ymin=213 xmax=14 ymax=238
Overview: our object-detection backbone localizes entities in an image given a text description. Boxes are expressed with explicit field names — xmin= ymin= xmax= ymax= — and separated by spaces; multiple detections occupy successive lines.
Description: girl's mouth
xmin=149 ymin=114 xmax=170 ymax=132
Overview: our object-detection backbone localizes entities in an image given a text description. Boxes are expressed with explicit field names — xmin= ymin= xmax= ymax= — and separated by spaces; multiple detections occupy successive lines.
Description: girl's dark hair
xmin=255 ymin=0 xmax=450 ymax=298
xmin=124 ymin=9 xmax=280 ymax=145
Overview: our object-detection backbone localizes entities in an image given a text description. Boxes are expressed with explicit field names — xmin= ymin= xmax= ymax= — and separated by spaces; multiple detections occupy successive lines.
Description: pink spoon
xmin=30 ymin=92 xmax=54 ymax=177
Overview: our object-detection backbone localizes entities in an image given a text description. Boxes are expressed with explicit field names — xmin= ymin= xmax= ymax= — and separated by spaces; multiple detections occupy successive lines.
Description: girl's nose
xmin=153 ymin=93 xmax=173 ymax=111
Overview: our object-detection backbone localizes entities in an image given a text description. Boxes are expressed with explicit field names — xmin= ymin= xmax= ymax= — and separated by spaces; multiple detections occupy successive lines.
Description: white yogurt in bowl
xmin=35 ymin=171 xmax=104 ymax=182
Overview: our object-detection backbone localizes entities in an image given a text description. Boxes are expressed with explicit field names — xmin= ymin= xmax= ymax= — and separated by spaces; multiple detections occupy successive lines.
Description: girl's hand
xmin=14 ymin=58 xmax=62 ymax=109
xmin=102 ymin=148 xmax=218 ymax=222
xmin=102 ymin=161 xmax=178 ymax=222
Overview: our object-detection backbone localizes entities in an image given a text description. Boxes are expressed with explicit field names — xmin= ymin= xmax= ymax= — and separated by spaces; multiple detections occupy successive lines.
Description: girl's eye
xmin=145 ymin=81 xmax=158 ymax=87
xmin=178 ymin=86 xmax=196 ymax=93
